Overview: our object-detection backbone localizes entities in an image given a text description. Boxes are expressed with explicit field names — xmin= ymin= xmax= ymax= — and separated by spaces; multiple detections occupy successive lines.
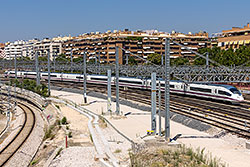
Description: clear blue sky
xmin=1 ymin=0 xmax=249 ymax=42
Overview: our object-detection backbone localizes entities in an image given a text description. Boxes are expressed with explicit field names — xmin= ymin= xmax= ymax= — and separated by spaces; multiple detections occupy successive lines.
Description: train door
xmin=183 ymin=83 xmax=187 ymax=94
xmin=142 ymin=79 xmax=145 ymax=89
xmin=60 ymin=73 xmax=63 ymax=81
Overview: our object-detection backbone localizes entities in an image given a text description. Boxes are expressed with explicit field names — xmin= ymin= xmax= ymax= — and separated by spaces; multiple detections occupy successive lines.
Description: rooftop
xmin=222 ymin=23 xmax=250 ymax=34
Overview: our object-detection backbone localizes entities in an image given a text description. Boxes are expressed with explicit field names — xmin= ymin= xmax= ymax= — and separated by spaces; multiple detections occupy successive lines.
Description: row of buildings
xmin=0 ymin=37 xmax=70 ymax=60
xmin=1 ymin=23 xmax=250 ymax=64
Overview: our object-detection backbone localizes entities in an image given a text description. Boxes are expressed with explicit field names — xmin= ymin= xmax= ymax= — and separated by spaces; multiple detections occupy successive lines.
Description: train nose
xmin=238 ymin=95 xmax=244 ymax=101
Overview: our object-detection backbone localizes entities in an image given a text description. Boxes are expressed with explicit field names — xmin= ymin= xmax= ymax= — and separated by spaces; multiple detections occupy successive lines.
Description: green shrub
xmin=55 ymin=105 xmax=60 ymax=110
xmin=129 ymin=145 xmax=226 ymax=167
xmin=30 ymin=159 xmax=39 ymax=166
xmin=61 ymin=117 xmax=67 ymax=125
xmin=68 ymin=131 xmax=72 ymax=138
xmin=44 ymin=128 xmax=52 ymax=140
xmin=9 ymin=79 xmax=49 ymax=97
xmin=114 ymin=149 xmax=122 ymax=153
xmin=56 ymin=148 xmax=63 ymax=157
xmin=89 ymin=134 xmax=93 ymax=142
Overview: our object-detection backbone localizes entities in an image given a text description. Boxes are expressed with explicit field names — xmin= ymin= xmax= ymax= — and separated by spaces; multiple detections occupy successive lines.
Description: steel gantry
xmin=1 ymin=59 xmax=250 ymax=83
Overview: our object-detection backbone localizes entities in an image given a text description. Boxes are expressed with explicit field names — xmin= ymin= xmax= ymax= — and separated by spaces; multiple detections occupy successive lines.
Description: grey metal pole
xmin=14 ymin=54 xmax=17 ymax=80
xmin=206 ymin=52 xmax=209 ymax=66
xmin=71 ymin=49 xmax=73 ymax=73
xmin=126 ymin=54 xmax=128 ymax=65
xmin=107 ymin=69 xmax=112 ymax=114
xmin=151 ymin=73 xmax=157 ymax=134
xmin=47 ymin=50 xmax=51 ymax=96
xmin=35 ymin=51 xmax=40 ymax=86
xmin=98 ymin=52 xmax=101 ymax=63
xmin=14 ymin=54 xmax=17 ymax=106
xmin=161 ymin=54 xmax=164 ymax=66
xmin=83 ymin=52 xmax=87 ymax=103
xmin=98 ymin=52 xmax=101 ymax=75
xmin=115 ymin=46 xmax=120 ymax=115
xmin=165 ymin=38 xmax=170 ymax=141
xmin=158 ymin=80 xmax=162 ymax=136
xmin=53 ymin=51 xmax=56 ymax=72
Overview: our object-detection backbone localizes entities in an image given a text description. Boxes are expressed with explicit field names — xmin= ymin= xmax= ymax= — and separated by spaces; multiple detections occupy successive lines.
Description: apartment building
xmin=62 ymin=29 xmax=209 ymax=64
xmin=31 ymin=38 xmax=62 ymax=60
xmin=217 ymin=23 xmax=250 ymax=49
xmin=0 ymin=43 xmax=5 ymax=58
xmin=3 ymin=36 xmax=68 ymax=60
xmin=4 ymin=40 xmax=26 ymax=60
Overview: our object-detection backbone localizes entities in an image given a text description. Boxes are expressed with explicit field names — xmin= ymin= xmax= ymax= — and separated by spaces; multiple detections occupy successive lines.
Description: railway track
xmin=50 ymin=81 xmax=250 ymax=138
xmin=2 ymin=78 xmax=250 ymax=138
xmin=0 ymin=102 xmax=35 ymax=167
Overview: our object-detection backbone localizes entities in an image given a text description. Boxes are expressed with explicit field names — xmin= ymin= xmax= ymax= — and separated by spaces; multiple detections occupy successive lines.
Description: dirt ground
xmin=0 ymin=114 xmax=7 ymax=133
xmin=31 ymin=103 xmax=95 ymax=167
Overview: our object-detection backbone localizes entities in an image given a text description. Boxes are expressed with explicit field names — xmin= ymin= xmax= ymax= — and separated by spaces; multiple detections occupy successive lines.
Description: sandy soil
xmin=51 ymin=89 xmax=250 ymax=167
xmin=0 ymin=114 xmax=7 ymax=132
xmin=59 ymin=104 xmax=92 ymax=146
xmin=48 ymin=104 xmax=100 ymax=167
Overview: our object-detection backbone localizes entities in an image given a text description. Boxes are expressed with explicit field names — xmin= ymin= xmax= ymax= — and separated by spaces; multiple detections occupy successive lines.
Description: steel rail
xmin=0 ymin=102 xmax=35 ymax=167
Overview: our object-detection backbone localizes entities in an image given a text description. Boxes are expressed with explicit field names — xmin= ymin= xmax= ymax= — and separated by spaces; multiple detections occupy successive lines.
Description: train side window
xmin=76 ymin=76 xmax=84 ymax=79
xmin=160 ymin=83 xmax=174 ymax=88
xmin=43 ymin=74 xmax=57 ymax=77
xmin=218 ymin=90 xmax=231 ymax=96
xmin=190 ymin=87 xmax=211 ymax=93
xmin=91 ymin=77 xmax=107 ymax=81
xmin=119 ymin=79 xmax=142 ymax=84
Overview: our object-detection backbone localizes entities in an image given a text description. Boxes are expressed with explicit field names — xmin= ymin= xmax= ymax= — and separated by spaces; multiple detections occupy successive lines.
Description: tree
xmin=87 ymin=58 xmax=96 ymax=64
xmin=170 ymin=57 xmax=189 ymax=66
xmin=147 ymin=53 xmax=162 ymax=65
xmin=128 ymin=56 xmax=138 ymax=65
xmin=55 ymin=54 xmax=69 ymax=62
xmin=194 ymin=46 xmax=250 ymax=67
xmin=38 ymin=56 xmax=48 ymax=61
xmin=73 ymin=57 xmax=83 ymax=63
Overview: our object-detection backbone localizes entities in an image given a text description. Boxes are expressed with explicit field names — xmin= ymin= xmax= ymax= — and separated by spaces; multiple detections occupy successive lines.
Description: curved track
xmin=0 ymin=102 xmax=35 ymax=167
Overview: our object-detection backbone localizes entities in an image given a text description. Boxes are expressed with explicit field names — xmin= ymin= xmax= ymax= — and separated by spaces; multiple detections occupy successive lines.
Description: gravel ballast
xmin=6 ymin=103 xmax=45 ymax=167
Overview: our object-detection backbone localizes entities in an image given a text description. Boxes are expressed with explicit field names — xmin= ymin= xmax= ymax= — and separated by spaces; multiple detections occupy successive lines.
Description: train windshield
xmin=229 ymin=88 xmax=241 ymax=95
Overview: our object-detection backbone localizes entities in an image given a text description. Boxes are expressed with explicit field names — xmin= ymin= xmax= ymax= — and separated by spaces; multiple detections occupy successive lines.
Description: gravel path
xmin=48 ymin=104 xmax=101 ymax=167
xmin=49 ymin=147 xmax=100 ymax=167
xmin=101 ymin=124 xmax=132 ymax=166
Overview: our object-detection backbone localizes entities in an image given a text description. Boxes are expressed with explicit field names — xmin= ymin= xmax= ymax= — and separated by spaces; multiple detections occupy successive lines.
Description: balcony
xmin=144 ymin=51 xmax=155 ymax=54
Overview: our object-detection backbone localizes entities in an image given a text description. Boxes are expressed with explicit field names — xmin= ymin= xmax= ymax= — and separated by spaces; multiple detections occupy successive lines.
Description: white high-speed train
xmin=4 ymin=71 xmax=244 ymax=103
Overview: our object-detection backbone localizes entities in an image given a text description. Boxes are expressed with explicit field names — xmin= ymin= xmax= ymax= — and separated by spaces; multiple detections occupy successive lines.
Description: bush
xmin=9 ymin=79 xmax=49 ymax=97
xmin=30 ymin=159 xmax=39 ymax=166
xmin=44 ymin=128 xmax=52 ymax=140
xmin=129 ymin=145 xmax=226 ymax=167
xmin=114 ymin=149 xmax=122 ymax=153
xmin=56 ymin=148 xmax=63 ymax=157
xmin=68 ymin=131 xmax=72 ymax=138
xmin=61 ymin=117 xmax=67 ymax=125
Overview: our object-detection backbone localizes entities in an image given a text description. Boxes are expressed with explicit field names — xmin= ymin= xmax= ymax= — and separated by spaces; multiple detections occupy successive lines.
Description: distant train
xmin=4 ymin=70 xmax=244 ymax=103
